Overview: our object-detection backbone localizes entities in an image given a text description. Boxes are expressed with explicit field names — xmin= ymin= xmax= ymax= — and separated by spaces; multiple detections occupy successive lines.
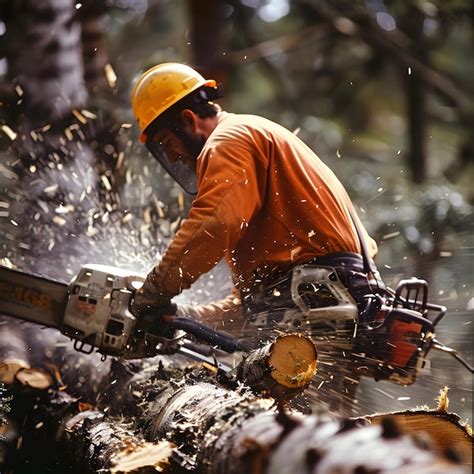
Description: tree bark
xmin=2 ymin=354 xmax=471 ymax=473
xmin=58 ymin=404 xmax=174 ymax=473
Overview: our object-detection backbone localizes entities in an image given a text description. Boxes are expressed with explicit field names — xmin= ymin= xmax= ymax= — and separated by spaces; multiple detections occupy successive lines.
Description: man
xmin=130 ymin=63 xmax=379 ymax=413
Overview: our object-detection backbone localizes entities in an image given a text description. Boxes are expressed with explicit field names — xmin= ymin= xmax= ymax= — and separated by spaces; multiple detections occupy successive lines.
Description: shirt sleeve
xmin=175 ymin=286 xmax=245 ymax=337
xmin=142 ymin=132 xmax=268 ymax=305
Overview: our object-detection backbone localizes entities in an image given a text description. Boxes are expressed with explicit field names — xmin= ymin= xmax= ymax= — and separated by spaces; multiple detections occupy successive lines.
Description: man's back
xmin=198 ymin=112 xmax=378 ymax=291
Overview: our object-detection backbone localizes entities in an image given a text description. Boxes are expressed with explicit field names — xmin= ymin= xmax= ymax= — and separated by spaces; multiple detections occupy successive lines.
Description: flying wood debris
xmin=81 ymin=109 xmax=97 ymax=120
xmin=104 ymin=63 xmax=118 ymax=88
xmin=64 ymin=127 xmax=74 ymax=141
xmin=1 ymin=124 xmax=17 ymax=141
xmin=382 ymin=231 xmax=400 ymax=240
xmin=15 ymin=84 xmax=24 ymax=96
xmin=52 ymin=216 xmax=67 ymax=226
xmin=72 ymin=109 xmax=88 ymax=124
xmin=55 ymin=205 xmax=75 ymax=214
xmin=122 ymin=213 xmax=133 ymax=224
xmin=178 ymin=191 xmax=184 ymax=211
xmin=152 ymin=195 xmax=165 ymax=218
xmin=116 ymin=151 xmax=125 ymax=170
xmin=100 ymin=175 xmax=112 ymax=191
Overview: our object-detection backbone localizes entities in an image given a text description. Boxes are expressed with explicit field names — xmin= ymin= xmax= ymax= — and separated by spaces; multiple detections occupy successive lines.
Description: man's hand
xmin=131 ymin=286 xmax=177 ymax=318
xmin=130 ymin=286 xmax=177 ymax=344
xmin=129 ymin=270 xmax=176 ymax=317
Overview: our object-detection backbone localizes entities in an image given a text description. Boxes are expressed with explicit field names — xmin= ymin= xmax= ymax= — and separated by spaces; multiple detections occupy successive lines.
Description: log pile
xmin=0 ymin=319 xmax=472 ymax=473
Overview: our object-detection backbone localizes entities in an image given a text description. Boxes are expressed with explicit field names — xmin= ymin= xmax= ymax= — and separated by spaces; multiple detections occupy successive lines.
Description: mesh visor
xmin=145 ymin=139 xmax=198 ymax=195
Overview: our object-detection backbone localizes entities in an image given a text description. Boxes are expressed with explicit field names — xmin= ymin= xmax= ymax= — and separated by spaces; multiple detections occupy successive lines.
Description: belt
xmin=305 ymin=252 xmax=366 ymax=272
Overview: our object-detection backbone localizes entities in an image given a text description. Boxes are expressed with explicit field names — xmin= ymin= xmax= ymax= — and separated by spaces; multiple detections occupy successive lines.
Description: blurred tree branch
xmin=226 ymin=23 xmax=330 ymax=64
xmin=306 ymin=1 xmax=471 ymax=111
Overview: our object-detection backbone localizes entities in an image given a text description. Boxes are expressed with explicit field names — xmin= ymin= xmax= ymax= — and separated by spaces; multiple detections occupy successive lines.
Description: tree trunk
xmin=2 ymin=351 xmax=471 ymax=473
xmin=4 ymin=0 xmax=87 ymax=127
xmin=188 ymin=0 xmax=228 ymax=84
xmin=400 ymin=5 xmax=428 ymax=183
xmin=78 ymin=0 xmax=110 ymax=94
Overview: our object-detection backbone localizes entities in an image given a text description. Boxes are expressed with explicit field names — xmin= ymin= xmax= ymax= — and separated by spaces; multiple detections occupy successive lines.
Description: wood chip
xmin=16 ymin=368 xmax=53 ymax=390
xmin=0 ymin=359 xmax=30 ymax=385
xmin=104 ymin=63 xmax=118 ymax=88
xmin=1 ymin=125 xmax=17 ymax=141
xmin=72 ymin=109 xmax=87 ymax=124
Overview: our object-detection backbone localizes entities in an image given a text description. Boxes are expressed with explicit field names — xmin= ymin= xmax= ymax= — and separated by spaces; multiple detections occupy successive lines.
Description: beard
xmin=174 ymin=128 xmax=206 ymax=162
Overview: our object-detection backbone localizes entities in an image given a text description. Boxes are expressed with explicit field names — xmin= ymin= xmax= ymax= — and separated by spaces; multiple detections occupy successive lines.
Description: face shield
xmin=145 ymin=138 xmax=198 ymax=195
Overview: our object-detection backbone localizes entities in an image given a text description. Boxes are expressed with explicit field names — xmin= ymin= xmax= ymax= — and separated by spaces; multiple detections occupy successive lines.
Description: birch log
xmin=2 ymin=334 xmax=471 ymax=473
xmin=236 ymin=334 xmax=318 ymax=397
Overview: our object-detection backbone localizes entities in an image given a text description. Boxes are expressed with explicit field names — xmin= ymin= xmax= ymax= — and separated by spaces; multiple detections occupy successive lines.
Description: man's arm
xmin=136 ymin=135 xmax=268 ymax=308
xmin=176 ymin=286 xmax=244 ymax=336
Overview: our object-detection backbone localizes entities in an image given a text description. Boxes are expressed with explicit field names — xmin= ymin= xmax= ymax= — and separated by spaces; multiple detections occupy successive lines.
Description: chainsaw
xmin=0 ymin=264 xmax=241 ymax=372
xmin=241 ymin=262 xmax=473 ymax=385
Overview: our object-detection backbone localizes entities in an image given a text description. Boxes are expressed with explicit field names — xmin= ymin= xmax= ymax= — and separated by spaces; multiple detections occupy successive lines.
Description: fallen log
xmin=0 ymin=316 xmax=112 ymax=402
xmin=2 ymin=332 xmax=471 ymax=473
xmin=127 ymin=361 xmax=469 ymax=473
xmin=365 ymin=388 xmax=473 ymax=467
xmin=7 ymin=362 xmax=468 ymax=473
xmin=236 ymin=334 xmax=318 ymax=397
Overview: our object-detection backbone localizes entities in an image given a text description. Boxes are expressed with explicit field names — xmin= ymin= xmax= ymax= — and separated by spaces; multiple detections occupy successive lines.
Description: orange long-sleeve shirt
xmin=147 ymin=111 xmax=377 ymax=309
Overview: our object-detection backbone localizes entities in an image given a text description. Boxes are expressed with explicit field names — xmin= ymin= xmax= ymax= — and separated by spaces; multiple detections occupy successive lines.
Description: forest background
xmin=0 ymin=0 xmax=472 ymax=421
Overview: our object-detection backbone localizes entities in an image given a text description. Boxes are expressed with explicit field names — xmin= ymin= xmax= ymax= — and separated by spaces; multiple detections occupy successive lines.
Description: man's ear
xmin=180 ymin=109 xmax=198 ymax=132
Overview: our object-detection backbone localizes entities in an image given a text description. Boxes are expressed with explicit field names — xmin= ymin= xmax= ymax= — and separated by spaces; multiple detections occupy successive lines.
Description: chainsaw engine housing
xmin=62 ymin=265 xmax=144 ymax=355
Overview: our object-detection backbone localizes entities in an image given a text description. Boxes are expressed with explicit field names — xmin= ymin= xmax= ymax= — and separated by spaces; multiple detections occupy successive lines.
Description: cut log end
xmin=366 ymin=409 xmax=473 ymax=468
xmin=268 ymin=334 xmax=317 ymax=389
xmin=109 ymin=440 xmax=175 ymax=473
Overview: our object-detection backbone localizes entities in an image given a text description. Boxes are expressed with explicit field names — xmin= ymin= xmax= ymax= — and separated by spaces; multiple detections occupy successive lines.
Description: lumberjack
xmin=129 ymin=63 xmax=470 ymax=414
xmin=1 ymin=63 xmax=470 ymax=419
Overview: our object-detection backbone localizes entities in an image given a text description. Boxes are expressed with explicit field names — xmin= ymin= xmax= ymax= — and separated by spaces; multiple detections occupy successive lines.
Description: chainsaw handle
xmin=163 ymin=315 xmax=243 ymax=353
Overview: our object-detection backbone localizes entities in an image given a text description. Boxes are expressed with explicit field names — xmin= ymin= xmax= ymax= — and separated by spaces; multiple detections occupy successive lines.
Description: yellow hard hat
xmin=130 ymin=63 xmax=217 ymax=143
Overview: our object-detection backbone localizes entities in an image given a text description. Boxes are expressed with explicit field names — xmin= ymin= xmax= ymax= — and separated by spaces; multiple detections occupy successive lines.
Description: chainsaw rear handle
xmin=163 ymin=314 xmax=244 ymax=353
